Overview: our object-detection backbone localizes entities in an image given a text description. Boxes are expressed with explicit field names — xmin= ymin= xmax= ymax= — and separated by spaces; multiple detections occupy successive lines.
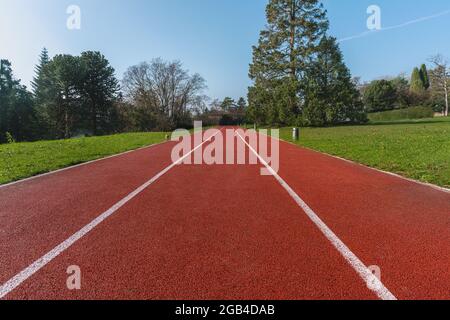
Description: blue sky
xmin=1 ymin=0 xmax=450 ymax=100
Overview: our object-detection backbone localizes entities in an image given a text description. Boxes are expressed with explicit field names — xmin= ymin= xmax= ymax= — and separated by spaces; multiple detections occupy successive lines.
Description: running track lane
xmin=0 ymin=127 xmax=448 ymax=299
xmin=0 ymin=139 xmax=182 ymax=286
xmin=266 ymin=132 xmax=450 ymax=300
xmin=1 ymin=127 xmax=379 ymax=300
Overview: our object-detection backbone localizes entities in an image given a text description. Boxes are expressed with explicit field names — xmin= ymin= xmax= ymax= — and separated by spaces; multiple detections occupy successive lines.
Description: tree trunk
xmin=64 ymin=110 xmax=69 ymax=139
xmin=289 ymin=2 xmax=296 ymax=80
xmin=92 ymin=103 xmax=97 ymax=136
xmin=288 ymin=1 xmax=297 ymax=114
xmin=445 ymin=88 xmax=449 ymax=116
xmin=444 ymin=78 xmax=449 ymax=116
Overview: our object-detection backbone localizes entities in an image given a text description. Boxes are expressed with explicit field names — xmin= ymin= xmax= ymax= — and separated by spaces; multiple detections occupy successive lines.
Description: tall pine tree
xmin=410 ymin=67 xmax=425 ymax=93
xmin=420 ymin=64 xmax=430 ymax=90
xmin=249 ymin=0 xmax=328 ymax=125
xmin=80 ymin=51 xmax=120 ymax=135
xmin=248 ymin=0 xmax=365 ymax=126
xmin=31 ymin=48 xmax=52 ymax=138
xmin=304 ymin=37 xmax=366 ymax=125
xmin=31 ymin=48 xmax=50 ymax=96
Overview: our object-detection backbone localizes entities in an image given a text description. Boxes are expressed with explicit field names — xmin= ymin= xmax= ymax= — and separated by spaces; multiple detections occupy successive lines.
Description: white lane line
xmin=0 ymin=130 xmax=220 ymax=299
xmin=236 ymin=132 xmax=397 ymax=301
xmin=0 ymin=140 xmax=170 ymax=189
xmin=286 ymin=142 xmax=450 ymax=195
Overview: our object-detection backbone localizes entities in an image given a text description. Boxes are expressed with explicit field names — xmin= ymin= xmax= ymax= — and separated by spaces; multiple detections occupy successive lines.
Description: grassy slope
xmin=367 ymin=106 xmax=434 ymax=122
xmin=279 ymin=117 xmax=450 ymax=188
xmin=0 ymin=132 xmax=167 ymax=185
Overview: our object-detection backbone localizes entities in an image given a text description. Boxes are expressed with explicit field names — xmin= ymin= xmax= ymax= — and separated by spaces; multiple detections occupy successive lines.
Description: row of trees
xmin=0 ymin=60 xmax=36 ymax=142
xmin=246 ymin=0 xmax=366 ymax=127
xmin=361 ymin=56 xmax=450 ymax=116
xmin=0 ymin=49 xmax=122 ymax=142
xmin=34 ymin=50 xmax=121 ymax=139
xmin=121 ymin=59 xmax=207 ymax=131
xmin=197 ymin=97 xmax=247 ymax=126
xmin=0 ymin=51 xmax=212 ymax=143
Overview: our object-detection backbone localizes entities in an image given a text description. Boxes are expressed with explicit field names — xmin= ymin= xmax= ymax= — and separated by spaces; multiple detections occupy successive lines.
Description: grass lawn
xmin=279 ymin=117 xmax=450 ymax=188
xmin=0 ymin=132 xmax=168 ymax=185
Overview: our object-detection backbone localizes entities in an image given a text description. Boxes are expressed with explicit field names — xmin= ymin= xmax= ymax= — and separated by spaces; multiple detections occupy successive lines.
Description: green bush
xmin=5 ymin=132 xmax=15 ymax=144
xmin=368 ymin=106 xmax=434 ymax=122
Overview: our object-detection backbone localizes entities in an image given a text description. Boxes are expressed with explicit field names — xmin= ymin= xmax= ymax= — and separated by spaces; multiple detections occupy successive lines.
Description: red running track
xmin=0 ymin=128 xmax=449 ymax=300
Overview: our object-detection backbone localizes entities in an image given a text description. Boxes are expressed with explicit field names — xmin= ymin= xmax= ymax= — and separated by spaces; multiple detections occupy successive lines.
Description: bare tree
xmin=429 ymin=55 xmax=449 ymax=116
xmin=122 ymin=58 xmax=207 ymax=129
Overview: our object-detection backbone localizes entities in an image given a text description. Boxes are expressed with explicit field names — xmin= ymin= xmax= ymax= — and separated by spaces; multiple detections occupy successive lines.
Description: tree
xmin=410 ymin=67 xmax=425 ymax=94
xmin=236 ymin=97 xmax=247 ymax=111
xmin=80 ymin=51 xmax=120 ymax=135
xmin=8 ymin=84 xmax=36 ymax=141
xmin=220 ymin=97 xmax=235 ymax=112
xmin=363 ymin=80 xmax=397 ymax=112
xmin=31 ymin=48 xmax=50 ymax=97
xmin=429 ymin=55 xmax=449 ymax=116
xmin=0 ymin=59 xmax=36 ymax=142
xmin=122 ymin=58 xmax=206 ymax=130
xmin=31 ymin=48 xmax=53 ymax=138
xmin=420 ymin=64 xmax=430 ymax=90
xmin=390 ymin=75 xmax=412 ymax=107
xmin=0 ymin=60 xmax=16 ymax=142
xmin=41 ymin=54 xmax=86 ymax=138
xmin=303 ymin=36 xmax=366 ymax=125
xmin=247 ymin=85 xmax=270 ymax=125
xmin=249 ymin=0 xmax=329 ymax=125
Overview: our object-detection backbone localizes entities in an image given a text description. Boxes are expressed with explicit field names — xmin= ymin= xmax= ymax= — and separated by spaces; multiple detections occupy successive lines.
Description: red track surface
xmin=0 ymin=128 xmax=449 ymax=300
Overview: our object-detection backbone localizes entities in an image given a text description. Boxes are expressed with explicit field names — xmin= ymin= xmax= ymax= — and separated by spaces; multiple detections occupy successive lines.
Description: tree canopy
xmin=247 ymin=0 xmax=365 ymax=126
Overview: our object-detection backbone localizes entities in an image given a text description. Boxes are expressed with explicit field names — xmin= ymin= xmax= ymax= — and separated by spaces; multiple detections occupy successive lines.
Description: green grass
xmin=367 ymin=106 xmax=434 ymax=122
xmin=0 ymin=132 xmax=168 ymax=185
xmin=279 ymin=117 xmax=450 ymax=188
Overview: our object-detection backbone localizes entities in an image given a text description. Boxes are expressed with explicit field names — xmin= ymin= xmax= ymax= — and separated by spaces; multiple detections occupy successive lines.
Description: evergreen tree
xmin=410 ymin=67 xmax=425 ymax=93
xmin=248 ymin=0 xmax=364 ymax=126
xmin=0 ymin=60 xmax=36 ymax=142
xmin=80 ymin=51 xmax=120 ymax=135
xmin=0 ymin=60 xmax=15 ymax=142
xmin=41 ymin=54 xmax=86 ymax=139
xmin=31 ymin=48 xmax=50 ymax=95
xmin=363 ymin=80 xmax=397 ymax=112
xmin=249 ymin=0 xmax=328 ymax=125
xmin=220 ymin=97 xmax=235 ymax=112
xmin=31 ymin=48 xmax=53 ymax=138
xmin=420 ymin=64 xmax=430 ymax=90
xmin=304 ymin=37 xmax=366 ymax=125
xmin=236 ymin=97 xmax=246 ymax=111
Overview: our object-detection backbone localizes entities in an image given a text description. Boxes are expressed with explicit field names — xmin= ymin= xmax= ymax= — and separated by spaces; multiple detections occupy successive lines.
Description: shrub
xmin=368 ymin=106 xmax=434 ymax=122
xmin=5 ymin=132 xmax=16 ymax=144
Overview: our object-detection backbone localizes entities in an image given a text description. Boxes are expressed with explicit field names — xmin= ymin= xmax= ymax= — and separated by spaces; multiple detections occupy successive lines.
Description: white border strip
xmin=0 ymin=140 xmax=170 ymax=190
xmin=237 ymin=132 xmax=398 ymax=301
xmin=0 ymin=130 xmax=220 ymax=299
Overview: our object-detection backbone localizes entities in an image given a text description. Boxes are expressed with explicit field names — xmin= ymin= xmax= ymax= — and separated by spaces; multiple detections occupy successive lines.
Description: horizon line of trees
xmin=245 ymin=0 xmax=449 ymax=127
xmin=360 ymin=56 xmax=450 ymax=116
xmin=1 ymin=50 xmax=243 ymax=144
xmin=2 ymin=1 xmax=450 ymax=143
xmin=246 ymin=0 xmax=367 ymax=127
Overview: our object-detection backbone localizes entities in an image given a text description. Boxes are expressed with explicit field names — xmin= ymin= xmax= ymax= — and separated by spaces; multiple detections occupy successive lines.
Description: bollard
xmin=292 ymin=127 xmax=299 ymax=141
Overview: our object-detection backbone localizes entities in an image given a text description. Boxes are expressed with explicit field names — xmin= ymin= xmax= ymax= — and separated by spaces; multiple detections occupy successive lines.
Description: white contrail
xmin=338 ymin=9 xmax=450 ymax=43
